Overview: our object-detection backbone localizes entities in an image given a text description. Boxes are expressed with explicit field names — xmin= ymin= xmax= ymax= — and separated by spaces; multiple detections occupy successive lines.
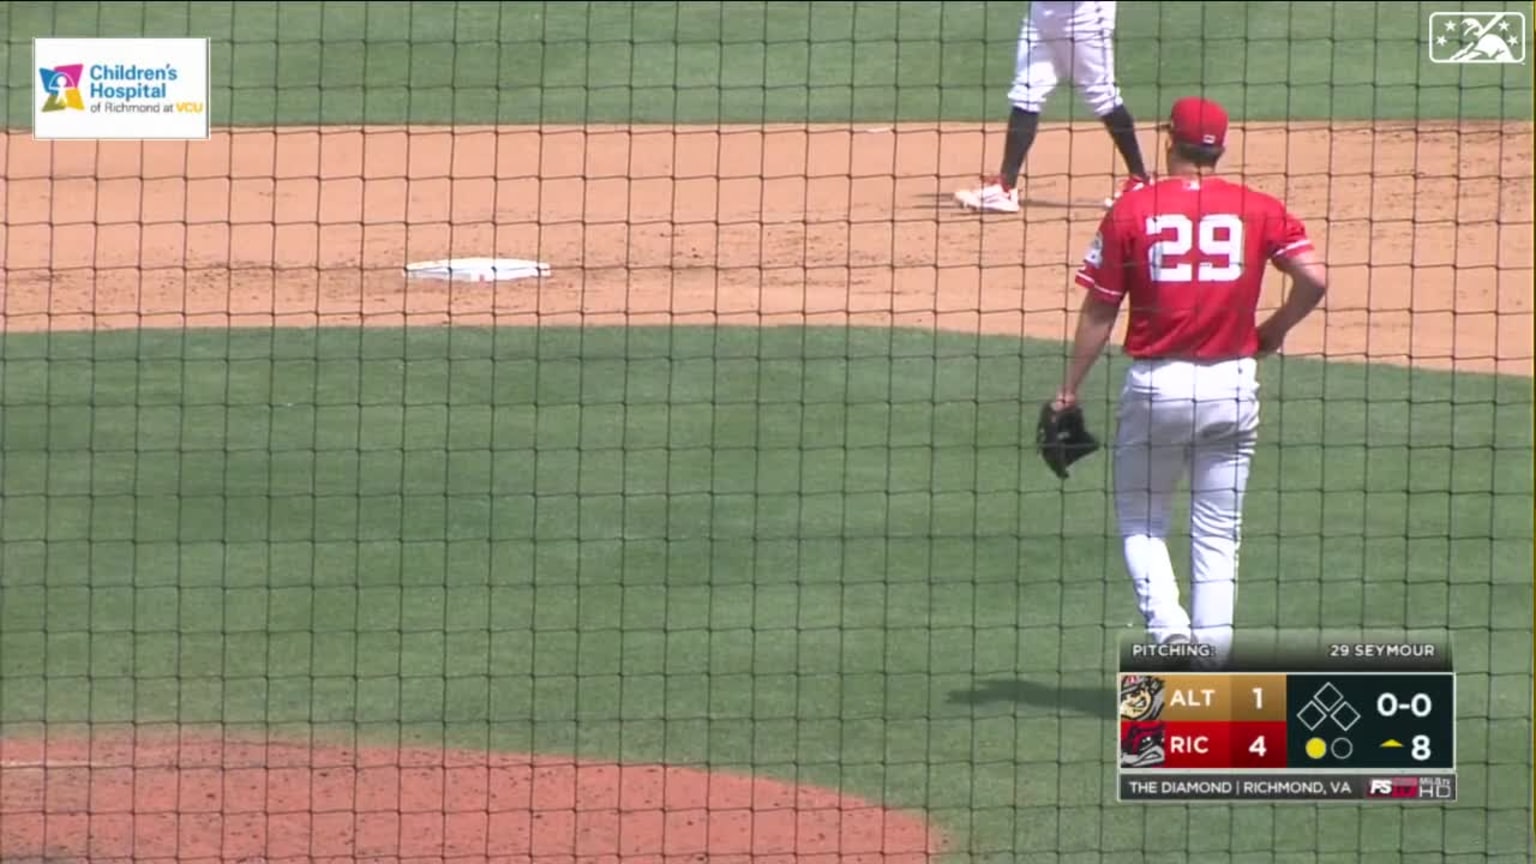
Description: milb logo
xmin=1428 ymin=11 xmax=1526 ymax=64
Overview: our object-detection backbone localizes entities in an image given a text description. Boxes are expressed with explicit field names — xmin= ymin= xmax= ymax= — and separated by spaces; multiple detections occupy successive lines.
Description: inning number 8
xmin=1146 ymin=213 xmax=1245 ymax=282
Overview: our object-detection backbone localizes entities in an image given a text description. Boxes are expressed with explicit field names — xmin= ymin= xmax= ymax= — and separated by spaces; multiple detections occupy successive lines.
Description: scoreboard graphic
xmin=1116 ymin=633 xmax=1457 ymax=803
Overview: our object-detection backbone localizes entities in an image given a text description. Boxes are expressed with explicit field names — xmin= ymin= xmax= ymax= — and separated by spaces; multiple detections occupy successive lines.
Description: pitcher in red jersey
xmin=1054 ymin=96 xmax=1329 ymax=667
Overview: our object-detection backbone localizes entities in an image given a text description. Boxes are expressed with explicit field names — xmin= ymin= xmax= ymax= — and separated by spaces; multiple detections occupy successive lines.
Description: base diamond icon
xmin=1331 ymin=702 xmax=1361 ymax=731
xmin=1297 ymin=701 xmax=1328 ymax=731
xmin=1311 ymin=682 xmax=1345 ymax=711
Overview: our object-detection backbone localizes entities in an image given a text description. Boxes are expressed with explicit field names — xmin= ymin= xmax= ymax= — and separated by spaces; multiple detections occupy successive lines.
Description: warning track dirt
xmin=0 ymin=731 xmax=941 ymax=862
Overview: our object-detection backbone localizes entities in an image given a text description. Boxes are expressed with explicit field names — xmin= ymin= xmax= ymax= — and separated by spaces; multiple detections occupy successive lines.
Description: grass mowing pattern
xmin=0 ymin=326 xmax=1529 ymax=859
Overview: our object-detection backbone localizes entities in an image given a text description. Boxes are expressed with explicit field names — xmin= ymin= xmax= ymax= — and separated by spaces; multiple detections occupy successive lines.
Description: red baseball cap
xmin=1167 ymin=97 xmax=1229 ymax=148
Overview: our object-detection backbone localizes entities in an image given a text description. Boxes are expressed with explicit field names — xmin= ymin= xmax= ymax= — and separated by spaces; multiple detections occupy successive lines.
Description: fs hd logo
xmin=38 ymin=63 xmax=85 ymax=112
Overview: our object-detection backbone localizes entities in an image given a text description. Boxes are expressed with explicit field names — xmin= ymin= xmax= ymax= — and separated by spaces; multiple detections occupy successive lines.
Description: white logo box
xmin=34 ymin=37 xmax=210 ymax=141
xmin=1427 ymin=11 xmax=1527 ymax=64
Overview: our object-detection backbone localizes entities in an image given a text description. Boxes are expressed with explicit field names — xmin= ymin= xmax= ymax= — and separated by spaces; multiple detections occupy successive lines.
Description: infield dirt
xmin=0 ymin=729 xmax=938 ymax=862
xmin=2 ymin=121 xmax=1530 ymax=376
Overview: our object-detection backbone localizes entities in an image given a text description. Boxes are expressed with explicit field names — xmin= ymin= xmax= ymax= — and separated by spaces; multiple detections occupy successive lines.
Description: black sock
xmin=1101 ymin=104 xmax=1149 ymax=179
xmin=1000 ymin=107 xmax=1040 ymax=188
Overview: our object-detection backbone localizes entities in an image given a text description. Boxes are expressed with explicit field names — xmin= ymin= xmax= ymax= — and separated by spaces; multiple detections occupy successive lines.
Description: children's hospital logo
xmin=1428 ymin=11 xmax=1526 ymax=64
xmin=38 ymin=63 xmax=85 ymax=112
xmin=33 ymin=38 xmax=210 ymax=141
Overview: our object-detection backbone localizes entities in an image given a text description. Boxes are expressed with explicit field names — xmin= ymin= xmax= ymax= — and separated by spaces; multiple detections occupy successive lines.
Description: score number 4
xmin=1146 ymin=213 xmax=1245 ymax=283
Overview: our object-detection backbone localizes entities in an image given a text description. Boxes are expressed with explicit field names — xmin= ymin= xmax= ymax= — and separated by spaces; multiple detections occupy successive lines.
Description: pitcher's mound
xmin=0 ymin=733 xmax=942 ymax=863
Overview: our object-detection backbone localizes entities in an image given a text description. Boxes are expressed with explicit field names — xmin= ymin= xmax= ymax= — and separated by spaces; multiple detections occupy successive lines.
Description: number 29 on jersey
xmin=1146 ymin=213 xmax=1245 ymax=284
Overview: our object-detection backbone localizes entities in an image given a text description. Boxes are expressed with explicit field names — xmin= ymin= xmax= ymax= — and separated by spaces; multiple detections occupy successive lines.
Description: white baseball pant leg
xmin=1007 ymin=1 xmax=1125 ymax=117
xmin=1113 ymin=359 xmax=1260 ymax=659
xmin=1007 ymin=8 xmax=1060 ymax=112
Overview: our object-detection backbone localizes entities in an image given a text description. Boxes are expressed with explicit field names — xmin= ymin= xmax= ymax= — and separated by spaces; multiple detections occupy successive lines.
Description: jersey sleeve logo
xmin=1083 ymin=231 xmax=1105 ymax=267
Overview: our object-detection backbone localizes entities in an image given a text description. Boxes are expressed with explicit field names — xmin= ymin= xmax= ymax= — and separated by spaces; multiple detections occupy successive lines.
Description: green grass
xmin=5 ymin=1 xmax=1531 ymax=127
xmin=0 ymin=325 xmax=1529 ymax=862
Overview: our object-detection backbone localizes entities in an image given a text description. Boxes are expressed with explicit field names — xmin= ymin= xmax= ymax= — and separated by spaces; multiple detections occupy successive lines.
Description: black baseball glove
xmin=1035 ymin=401 xmax=1101 ymax=480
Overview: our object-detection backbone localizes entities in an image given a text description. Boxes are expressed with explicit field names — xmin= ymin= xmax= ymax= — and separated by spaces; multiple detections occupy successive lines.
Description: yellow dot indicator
xmin=1305 ymin=738 xmax=1327 ymax=760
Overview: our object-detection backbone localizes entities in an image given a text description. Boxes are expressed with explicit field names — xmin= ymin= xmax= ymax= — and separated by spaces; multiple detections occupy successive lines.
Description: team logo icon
xmin=1427 ymin=12 xmax=1526 ymax=64
xmin=1118 ymin=675 xmax=1167 ymax=768
xmin=1120 ymin=721 xmax=1167 ymax=768
xmin=39 ymin=63 xmax=86 ymax=113
xmin=1119 ymin=674 xmax=1165 ymax=722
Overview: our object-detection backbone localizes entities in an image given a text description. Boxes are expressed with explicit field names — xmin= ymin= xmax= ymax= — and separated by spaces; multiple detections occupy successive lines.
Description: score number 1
xmin=1377 ymin=692 xmax=1435 ymax=762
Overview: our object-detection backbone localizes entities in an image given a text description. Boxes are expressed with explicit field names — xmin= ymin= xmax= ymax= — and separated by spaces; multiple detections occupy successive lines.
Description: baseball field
xmin=0 ymin=1 xmax=1531 ymax=862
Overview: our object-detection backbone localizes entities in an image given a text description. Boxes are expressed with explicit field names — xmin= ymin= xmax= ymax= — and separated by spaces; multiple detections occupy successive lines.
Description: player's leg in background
xmin=1063 ymin=1 xmax=1149 ymax=203
xmin=1186 ymin=382 xmax=1262 ymax=667
xmin=1113 ymin=386 xmax=1196 ymax=645
xmin=954 ymin=9 xmax=1058 ymax=212
xmin=1000 ymin=11 xmax=1059 ymax=187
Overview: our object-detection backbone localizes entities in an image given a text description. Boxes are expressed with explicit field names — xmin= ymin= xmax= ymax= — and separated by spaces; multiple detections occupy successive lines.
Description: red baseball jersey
xmin=1074 ymin=177 xmax=1314 ymax=360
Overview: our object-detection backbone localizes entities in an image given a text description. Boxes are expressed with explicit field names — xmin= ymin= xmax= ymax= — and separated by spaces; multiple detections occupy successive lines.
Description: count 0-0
xmin=1376 ymin=692 xmax=1433 ymax=718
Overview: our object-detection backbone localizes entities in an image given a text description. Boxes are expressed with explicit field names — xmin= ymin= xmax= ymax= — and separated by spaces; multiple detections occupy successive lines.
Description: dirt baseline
xmin=1 ymin=120 xmax=1530 ymax=376
xmin=0 ymin=732 xmax=940 ymax=863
